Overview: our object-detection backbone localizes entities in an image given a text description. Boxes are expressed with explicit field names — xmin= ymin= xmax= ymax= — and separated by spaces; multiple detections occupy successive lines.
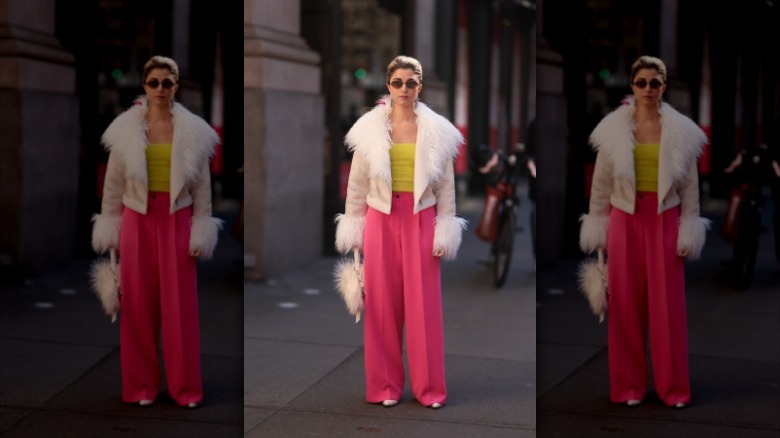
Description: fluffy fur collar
xmin=101 ymin=97 xmax=219 ymax=199
xmin=589 ymin=96 xmax=707 ymax=196
xmin=345 ymin=95 xmax=463 ymax=185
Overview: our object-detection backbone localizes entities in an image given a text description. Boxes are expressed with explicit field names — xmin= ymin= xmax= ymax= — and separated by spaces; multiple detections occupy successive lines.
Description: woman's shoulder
xmin=101 ymin=102 xmax=146 ymax=152
xmin=589 ymin=102 xmax=634 ymax=152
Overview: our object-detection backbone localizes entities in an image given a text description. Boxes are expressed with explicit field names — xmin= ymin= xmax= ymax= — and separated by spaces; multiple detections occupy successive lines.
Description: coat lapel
xmin=345 ymin=95 xmax=464 ymax=210
xmin=102 ymin=97 xmax=219 ymax=212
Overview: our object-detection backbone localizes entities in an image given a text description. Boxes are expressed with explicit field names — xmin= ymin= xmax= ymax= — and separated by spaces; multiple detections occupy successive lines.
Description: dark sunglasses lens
xmin=634 ymin=79 xmax=663 ymax=89
xmin=146 ymin=79 xmax=175 ymax=89
xmin=389 ymin=80 xmax=419 ymax=89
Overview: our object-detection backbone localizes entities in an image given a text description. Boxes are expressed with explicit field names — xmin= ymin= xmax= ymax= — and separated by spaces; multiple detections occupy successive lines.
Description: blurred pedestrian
xmin=335 ymin=55 xmax=466 ymax=409
xmin=579 ymin=56 xmax=709 ymax=408
xmin=771 ymin=116 xmax=780 ymax=269
xmin=91 ymin=55 xmax=221 ymax=408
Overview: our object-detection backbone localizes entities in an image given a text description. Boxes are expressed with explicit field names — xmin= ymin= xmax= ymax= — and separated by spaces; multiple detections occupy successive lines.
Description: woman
xmin=335 ymin=55 xmax=466 ymax=409
xmin=91 ymin=56 xmax=222 ymax=408
xmin=579 ymin=56 xmax=709 ymax=408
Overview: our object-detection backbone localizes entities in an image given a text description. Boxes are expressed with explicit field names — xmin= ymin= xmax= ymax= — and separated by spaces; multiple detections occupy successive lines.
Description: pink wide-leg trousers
xmin=363 ymin=192 xmax=446 ymax=406
xmin=607 ymin=192 xmax=690 ymax=406
xmin=119 ymin=192 xmax=203 ymax=406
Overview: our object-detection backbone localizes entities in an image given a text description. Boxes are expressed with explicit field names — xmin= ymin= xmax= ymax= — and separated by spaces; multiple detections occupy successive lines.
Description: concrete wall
xmin=244 ymin=0 xmax=325 ymax=280
xmin=0 ymin=0 xmax=79 ymax=276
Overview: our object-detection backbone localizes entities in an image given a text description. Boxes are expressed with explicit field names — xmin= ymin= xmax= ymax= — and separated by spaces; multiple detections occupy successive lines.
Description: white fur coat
xmin=335 ymin=95 xmax=467 ymax=260
xmin=580 ymin=97 xmax=711 ymax=260
xmin=91 ymin=97 xmax=223 ymax=260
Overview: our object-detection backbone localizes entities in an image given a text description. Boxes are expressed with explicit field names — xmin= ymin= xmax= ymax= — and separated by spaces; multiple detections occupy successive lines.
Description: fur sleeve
xmin=190 ymin=215 xmax=224 ymax=260
xmin=433 ymin=215 xmax=468 ymax=261
xmin=677 ymin=216 xmax=710 ymax=260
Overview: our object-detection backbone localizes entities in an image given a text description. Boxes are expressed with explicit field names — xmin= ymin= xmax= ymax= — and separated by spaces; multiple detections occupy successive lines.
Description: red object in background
xmin=454 ymin=126 xmax=468 ymax=176
xmin=476 ymin=182 xmax=506 ymax=242
xmin=210 ymin=125 xmax=224 ymax=175
xmin=96 ymin=162 xmax=107 ymax=199
xmin=699 ymin=125 xmax=711 ymax=175
xmin=340 ymin=161 xmax=351 ymax=201
xmin=584 ymin=162 xmax=595 ymax=199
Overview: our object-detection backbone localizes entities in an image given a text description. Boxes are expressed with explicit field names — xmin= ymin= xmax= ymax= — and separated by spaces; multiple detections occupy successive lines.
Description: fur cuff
xmin=579 ymin=214 xmax=609 ymax=254
xmin=677 ymin=216 xmax=711 ymax=260
xmin=335 ymin=214 xmax=366 ymax=254
xmin=434 ymin=215 xmax=468 ymax=261
xmin=91 ymin=214 xmax=122 ymax=254
xmin=190 ymin=216 xmax=224 ymax=260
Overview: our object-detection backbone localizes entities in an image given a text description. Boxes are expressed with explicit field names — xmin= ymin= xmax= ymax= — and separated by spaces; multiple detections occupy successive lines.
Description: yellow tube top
xmin=146 ymin=143 xmax=172 ymax=192
xmin=634 ymin=143 xmax=659 ymax=193
xmin=390 ymin=143 xmax=415 ymax=193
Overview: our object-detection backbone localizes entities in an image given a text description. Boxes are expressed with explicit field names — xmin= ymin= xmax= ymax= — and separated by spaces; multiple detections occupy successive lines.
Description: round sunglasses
xmin=633 ymin=78 xmax=664 ymax=90
xmin=145 ymin=78 xmax=176 ymax=90
xmin=388 ymin=79 xmax=421 ymax=89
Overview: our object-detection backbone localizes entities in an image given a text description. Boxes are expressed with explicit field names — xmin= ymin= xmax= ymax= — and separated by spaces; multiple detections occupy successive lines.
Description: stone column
xmin=244 ymin=0 xmax=325 ymax=280
xmin=536 ymin=0 xmax=568 ymax=267
xmin=171 ymin=0 xmax=204 ymax=115
xmin=411 ymin=0 xmax=448 ymax=115
xmin=659 ymin=0 xmax=690 ymax=114
xmin=0 ymin=0 xmax=79 ymax=277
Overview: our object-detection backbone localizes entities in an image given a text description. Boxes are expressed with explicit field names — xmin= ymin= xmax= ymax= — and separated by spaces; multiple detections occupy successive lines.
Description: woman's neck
xmin=391 ymin=104 xmax=416 ymax=123
xmin=634 ymin=104 xmax=660 ymax=123
xmin=147 ymin=104 xmax=172 ymax=122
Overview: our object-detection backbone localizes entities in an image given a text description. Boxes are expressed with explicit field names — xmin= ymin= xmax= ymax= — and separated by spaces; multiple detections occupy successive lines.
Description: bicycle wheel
xmin=493 ymin=210 xmax=515 ymax=287
xmin=732 ymin=201 xmax=761 ymax=289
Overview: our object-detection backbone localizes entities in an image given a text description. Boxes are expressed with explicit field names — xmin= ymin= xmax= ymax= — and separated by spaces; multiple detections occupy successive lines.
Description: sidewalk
xmin=244 ymin=193 xmax=537 ymax=437
xmin=0 ymin=201 xmax=243 ymax=438
xmin=537 ymin=195 xmax=780 ymax=437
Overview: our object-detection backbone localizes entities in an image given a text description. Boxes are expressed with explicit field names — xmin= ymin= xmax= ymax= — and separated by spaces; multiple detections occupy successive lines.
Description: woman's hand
xmin=433 ymin=248 xmax=444 ymax=258
xmin=189 ymin=249 xmax=201 ymax=258
xmin=724 ymin=153 xmax=742 ymax=173
xmin=772 ymin=159 xmax=780 ymax=178
xmin=677 ymin=249 xmax=689 ymax=258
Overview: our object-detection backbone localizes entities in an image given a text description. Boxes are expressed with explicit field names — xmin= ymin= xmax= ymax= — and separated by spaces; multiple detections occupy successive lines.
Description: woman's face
xmin=631 ymin=68 xmax=665 ymax=107
xmin=386 ymin=68 xmax=422 ymax=109
xmin=143 ymin=68 xmax=178 ymax=108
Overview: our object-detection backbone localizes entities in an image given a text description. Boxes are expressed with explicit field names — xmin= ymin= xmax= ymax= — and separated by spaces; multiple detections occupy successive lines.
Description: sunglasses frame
xmin=145 ymin=78 xmax=177 ymax=90
xmin=388 ymin=79 xmax=421 ymax=89
xmin=632 ymin=78 xmax=664 ymax=90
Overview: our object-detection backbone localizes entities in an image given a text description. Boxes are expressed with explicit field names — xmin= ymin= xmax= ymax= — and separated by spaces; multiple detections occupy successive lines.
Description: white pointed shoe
xmin=382 ymin=400 xmax=398 ymax=407
xmin=626 ymin=399 xmax=641 ymax=407
xmin=430 ymin=402 xmax=443 ymax=409
xmin=138 ymin=399 xmax=154 ymax=407
xmin=187 ymin=402 xmax=199 ymax=409
xmin=674 ymin=402 xmax=686 ymax=409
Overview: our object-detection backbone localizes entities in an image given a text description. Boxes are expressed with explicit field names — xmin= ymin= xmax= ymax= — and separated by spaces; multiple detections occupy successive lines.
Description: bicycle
xmin=476 ymin=144 xmax=524 ymax=287
xmin=720 ymin=146 xmax=770 ymax=289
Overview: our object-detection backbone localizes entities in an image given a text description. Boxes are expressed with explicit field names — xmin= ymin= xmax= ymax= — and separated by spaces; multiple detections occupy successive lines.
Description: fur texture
xmin=434 ymin=216 xmax=469 ymax=260
xmin=577 ymin=257 xmax=608 ymax=322
xmin=677 ymin=216 xmax=711 ymax=260
xmin=101 ymin=96 xmax=219 ymax=210
xmin=335 ymin=214 xmax=366 ymax=254
xmin=91 ymin=214 xmax=122 ymax=254
xmin=333 ymin=250 xmax=364 ymax=323
xmin=345 ymin=95 xmax=463 ymax=186
xmin=579 ymin=214 xmax=610 ymax=254
xmin=190 ymin=216 xmax=224 ymax=260
xmin=90 ymin=254 xmax=120 ymax=323
xmin=589 ymin=97 xmax=707 ymax=188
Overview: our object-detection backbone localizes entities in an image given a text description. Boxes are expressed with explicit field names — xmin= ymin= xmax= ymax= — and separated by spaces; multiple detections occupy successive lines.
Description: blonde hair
xmin=143 ymin=55 xmax=179 ymax=82
xmin=630 ymin=56 xmax=667 ymax=82
xmin=386 ymin=55 xmax=423 ymax=83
